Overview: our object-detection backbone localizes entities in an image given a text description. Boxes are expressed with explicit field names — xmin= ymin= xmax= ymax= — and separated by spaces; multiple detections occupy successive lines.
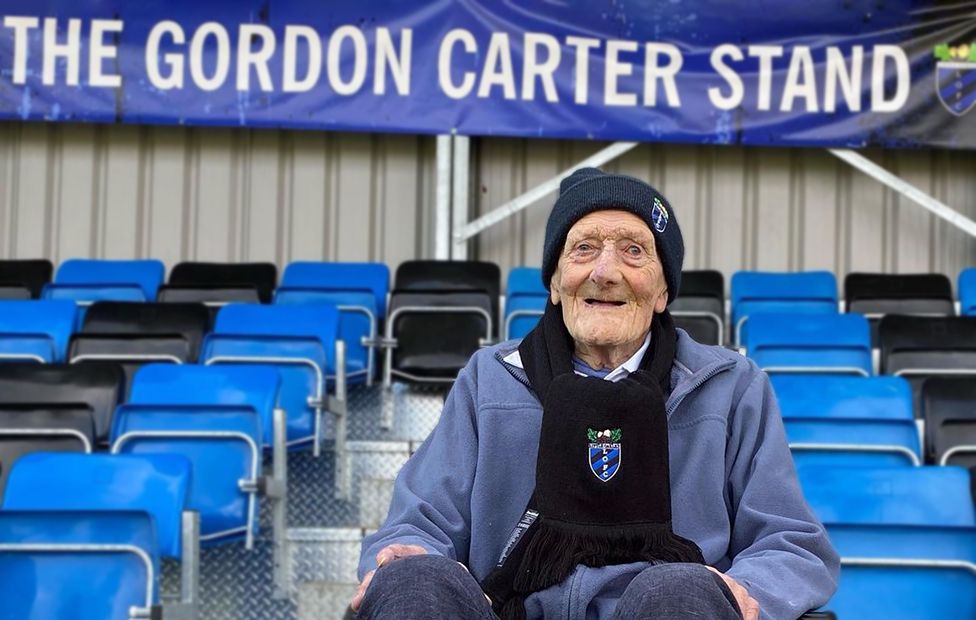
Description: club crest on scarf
xmin=587 ymin=427 xmax=622 ymax=482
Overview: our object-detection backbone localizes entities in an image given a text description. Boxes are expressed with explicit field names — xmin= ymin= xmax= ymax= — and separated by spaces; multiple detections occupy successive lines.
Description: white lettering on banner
xmin=748 ymin=45 xmax=784 ymax=111
xmin=478 ymin=32 xmax=516 ymax=99
xmin=374 ymin=27 xmax=412 ymax=96
xmin=438 ymin=28 xmax=477 ymax=99
xmin=282 ymin=25 xmax=322 ymax=93
xmin=605 ymin=39 xmax=639 ymax=106
xmin=88 ymin=19 xmax=123 ymax=87
xmin=327 ymin=26 xmax=368 ymax=95
xmin=643 ymin=42 xmax=682 ymax=107
xmin=146 ymin=20 xmax=185 ymax=89
xmin=189 ymin=22 xmax=231 ymax=91
xmin=522 ymin=32 xmax=560 ymax=102
xmin=825 ymin=46 xmax=862 ymax=112
xmin=3 ymin=16 xmax=39 ymax=85
xmin=42 ymin=17 xmax=82 ymax=86
xmin=708 ymin=44 xmax=744 ymax=110
xmin=781 ymin=45 xmax=818 ymax=112
xmin=872 ymin=44 xmax=909 ymax=112
xmin=565 ymin=36 xmax=599 ymax=105
xmin=237 ymin=24 xmax=275 ymax=92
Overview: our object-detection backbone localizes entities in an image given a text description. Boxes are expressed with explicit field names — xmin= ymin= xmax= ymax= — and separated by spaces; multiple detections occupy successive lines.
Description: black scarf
xmin=481 ymin=301 xmax=704 ymax=619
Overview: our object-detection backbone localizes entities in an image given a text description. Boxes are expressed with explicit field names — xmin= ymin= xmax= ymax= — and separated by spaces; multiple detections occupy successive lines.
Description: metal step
xmin=297 ymin=582 xmax=358 ymax=620
xmin=287 ymin=527 xmax=364 ymax=587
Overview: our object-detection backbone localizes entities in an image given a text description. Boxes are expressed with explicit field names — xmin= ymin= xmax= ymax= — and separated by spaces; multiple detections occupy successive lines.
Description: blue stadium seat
xmin=747 ymin=313 xmax=872 ymax=377
xmin=275 ymin=261 xmax=390 ymax=385
xmin=129 ymin=364 xmax=281 ymax=449
xmin=201 ymin=304 xmax=349 ymax=497
xmin=730 ymin=271 xmax=838 ymax=348
xmin=772 ymin=375 xmax=920 ymax=468
xmin=0 ymin=510 xmax=161 ymax=620
xmin=800 ymin=465 xmax=976 ymax=620
xmin=960 ymin=268 xmax=976 ymax=316
xmin=1 ymin=452 xmax=197 ymax=619
xmin=504 ymin=267 xmax=547 ymax=340
xmin=44 ymin=259 xmax=165 ymax=305
xmin=0 ymin=299 xmax=76 ymax=363
xmin=799 ymin=466 xmax=975 ymax=526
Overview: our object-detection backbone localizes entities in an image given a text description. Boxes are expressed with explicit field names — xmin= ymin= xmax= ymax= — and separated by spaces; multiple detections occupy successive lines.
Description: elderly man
xmin=351 ymin=168 xmax=839 ymax=619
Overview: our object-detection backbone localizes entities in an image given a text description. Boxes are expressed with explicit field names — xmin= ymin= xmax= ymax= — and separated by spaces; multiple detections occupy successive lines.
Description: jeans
xmin=357 ymin=556 xmax=744 ymax=620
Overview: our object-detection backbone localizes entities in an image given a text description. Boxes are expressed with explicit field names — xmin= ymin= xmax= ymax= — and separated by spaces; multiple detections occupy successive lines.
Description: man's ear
xmin=549 ymin=270 xmax=561 ymax=305
xmin=654 ymin=287 xmax=668 ymax=314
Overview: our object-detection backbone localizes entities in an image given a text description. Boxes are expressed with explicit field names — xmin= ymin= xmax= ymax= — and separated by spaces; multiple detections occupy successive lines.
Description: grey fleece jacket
xmin=359 ymin=330 xmax=839 ymax=620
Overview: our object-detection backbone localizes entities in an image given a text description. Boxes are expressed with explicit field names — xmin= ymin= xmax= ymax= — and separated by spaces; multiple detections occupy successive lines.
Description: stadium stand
xmin=961 ymin=268 xmax=976 ymax=317
xmin=730 ymin=271 xmax=838 ymax=349
xmin=845 ymin=273 xmax=955 ymax=347
xmin=275 ymin=261 xmax=390 ymax=385
xmin=772 ymin=374 xmax=920 ymax=468
xmin=670 ymin=269 xmax=725 ymax=346
xmin=503 ymin=266 xmax=547 ymax=340
xmin=43 ymin=259 xmax=166 ymax=305
xmin=0 ymin=299 xmax=77 ymax=363
xmin=0 ymin=452 xmax=200 ymax=619
xmin=0 ymin=259 xmax=53 ymax=300
xmin=878 ymin=315 xmax=976 ymax=416
xmin=921 ymin=376 xmax=976 ymax=500
xmin=161 ymin=261 xmax=279 ymax=305
xmin=800 ymin=465 xmax=976 ymax=620
xmin=746 ymin=312 xmax=872 ymax=377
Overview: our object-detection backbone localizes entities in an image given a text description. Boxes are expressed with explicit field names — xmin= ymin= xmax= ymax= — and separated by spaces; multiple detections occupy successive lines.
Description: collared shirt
xmin=502 ymin=333 xmax=651 ymax=383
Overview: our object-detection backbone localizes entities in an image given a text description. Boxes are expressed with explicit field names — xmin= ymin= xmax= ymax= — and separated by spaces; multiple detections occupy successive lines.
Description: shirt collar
xmin=502 ymin=332 xmax=652 ymax=383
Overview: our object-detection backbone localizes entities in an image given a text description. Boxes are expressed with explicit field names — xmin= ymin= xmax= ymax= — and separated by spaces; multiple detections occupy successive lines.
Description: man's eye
xmin=627 ymin=245 xmax=643 ymax=256
xmin=576 ymin=243 xmax=594 ymax=252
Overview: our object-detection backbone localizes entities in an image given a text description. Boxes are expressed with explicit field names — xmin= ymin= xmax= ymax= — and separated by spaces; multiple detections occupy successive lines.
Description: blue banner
xmin=0 ymin=1 xmax=974 ymax=149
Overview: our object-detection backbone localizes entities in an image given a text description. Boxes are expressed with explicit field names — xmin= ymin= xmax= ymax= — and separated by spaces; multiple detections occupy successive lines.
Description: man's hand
xmin=705 ymin=567 xmax=760 ymax=620
xmin=350 ymin=544 xmax=427 ymax=612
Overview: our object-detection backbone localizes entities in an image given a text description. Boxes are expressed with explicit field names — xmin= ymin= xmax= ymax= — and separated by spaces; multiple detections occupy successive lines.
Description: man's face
xmin=549 ymin=210 xmax=669 ymax=355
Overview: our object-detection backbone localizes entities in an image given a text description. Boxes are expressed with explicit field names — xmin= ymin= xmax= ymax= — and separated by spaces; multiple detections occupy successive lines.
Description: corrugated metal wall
xmin=475 ymin=139 xmax=976 ymax=290
xmin=0 ymin=122 xmax=438 ymax=272
xmin=1 ymin=121 xmax=974 ymax=288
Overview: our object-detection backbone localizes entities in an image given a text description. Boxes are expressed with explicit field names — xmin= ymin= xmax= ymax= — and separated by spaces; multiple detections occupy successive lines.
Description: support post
xmin=452 ymin=135 xmax=471 ymax=260
xmin=435 ymin=135 xmax=453 ymax=259
xmin=271 ymin=406 xmax=289 ymax=599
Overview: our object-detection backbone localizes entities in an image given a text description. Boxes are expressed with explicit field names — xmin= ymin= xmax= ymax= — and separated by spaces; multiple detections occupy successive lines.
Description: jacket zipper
xmin=666 ymin=360 xmax=736 ymax=417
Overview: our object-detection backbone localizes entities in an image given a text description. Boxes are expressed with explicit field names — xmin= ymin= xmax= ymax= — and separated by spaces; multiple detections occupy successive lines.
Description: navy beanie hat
xmin=541 ymin=167 xmax=684 ymax=304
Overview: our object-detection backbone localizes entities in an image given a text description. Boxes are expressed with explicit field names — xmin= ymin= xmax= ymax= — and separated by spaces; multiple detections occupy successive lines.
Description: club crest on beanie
xmin=541 ymin=167 xmax=684 ymax=304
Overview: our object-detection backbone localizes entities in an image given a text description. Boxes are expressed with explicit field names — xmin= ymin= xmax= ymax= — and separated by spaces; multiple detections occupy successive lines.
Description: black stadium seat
xmin=164 ymin=261 xmax=278 ymax=304
xmin=0 ymin=259 xmax=53 ymax=300
xmin=845 ymin=273 xmax=955 ymax=346
xmin=879 ymin=315 xmax=976 ymax=416
xmin=0 ymin=363 xmax=124 ymax=445
xmin=0 ymin=404 xmax=95 ymax=497
xmin=394 ymin=260 xmax=501 ymax=337
xmin=671 ymin=270 xmax=725 ymax=345
xmin=921 ymin=377 xmax=976 ymax=500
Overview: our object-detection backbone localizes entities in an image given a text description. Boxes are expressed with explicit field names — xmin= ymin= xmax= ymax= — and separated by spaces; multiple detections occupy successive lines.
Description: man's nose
xmin=589 ymin=244 xmax=621 ymax=287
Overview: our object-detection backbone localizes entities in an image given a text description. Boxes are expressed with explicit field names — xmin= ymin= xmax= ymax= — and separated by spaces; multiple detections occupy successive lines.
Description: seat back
xmin=0 ymin=299 xmax=77 ymax=363
xmin=2 ymin=452 xmax=191 ymax=558
xmin=203 ymin=304 xmax=339 ymax=446
xmin=389 ymin=290 xmax=492 ymax=382
xmin=504 ymin=267 xmax=547 ymax=340
xmin=280 ymin=261 xmax=389 ymax=319
xmin=921 ymin=377 xmax=976 ymax=500
xmin=50 ymin=259 xmax=165 ymax=302
xmin=846 ymin=273 xmax=955 ymax=346
xmin=168 ymin=261 xmax=278 ymax=304
xmin=0 ymin=363 xmax=124 ymax=443
xmin=0 ymin=510 xmax=160 ymax=619
xmin=960 ymin=268 xmax=976 ymax=317
xmin=0 ymin=404 xmax=95 ymax=497
xmin=130 ymin=364 xmax=280 ymax=449
xmin=730 ymin=271 xmax=838 ymax=346
xmin=747 ymin=312 xmax=871 ymax=376
xmin=395 ymin=260 xmax=500 ymax=335
xmin=75 ymin=302 xmax=210 ymax=362
xmin=773 ymin=375 xmax=919 ymax=468
xmin=798 ymin=466 xmax=975 ymax=526
xmin=111 ymin=403 xmax=262 ymax=544
xmin=0 ymin=259 xmax=53 ymax=299
xmin=825 ymin=523 xmax=976 ymax=620
xmin=672 ymin=272 xmax=725 ymax=345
